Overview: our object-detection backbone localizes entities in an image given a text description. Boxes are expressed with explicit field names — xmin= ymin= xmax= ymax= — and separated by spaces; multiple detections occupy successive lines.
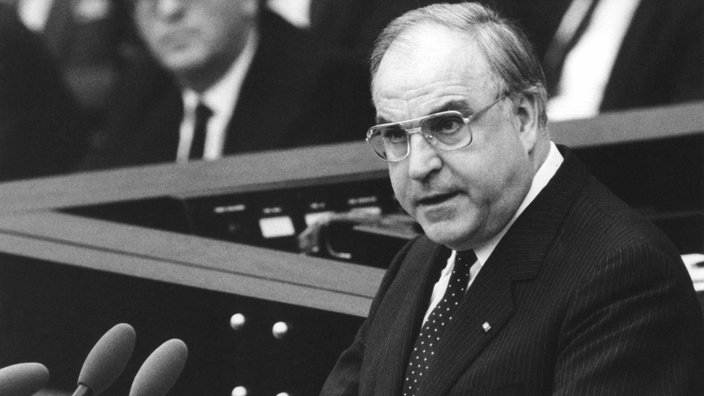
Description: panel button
xmin=229 ymin=313 xmax=246 ymax=331
xmin=272 ymin=321 xmax=289 ymax=339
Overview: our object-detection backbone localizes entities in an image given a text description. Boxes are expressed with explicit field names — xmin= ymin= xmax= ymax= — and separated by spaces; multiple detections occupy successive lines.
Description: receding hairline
xmin=370 ymin=2 xmax=549 ymax=128
xmin=370 ymin=9 xmax=508 ymax=90
xmin=371 ymin=4 xmax=503 ymax=73
xmin=371 ymin=22 xmax=504 ymax=94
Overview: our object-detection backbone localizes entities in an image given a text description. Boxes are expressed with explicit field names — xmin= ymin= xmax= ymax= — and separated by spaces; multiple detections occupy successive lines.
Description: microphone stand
xmin=72 ymin=383 xmax=94 ymax=396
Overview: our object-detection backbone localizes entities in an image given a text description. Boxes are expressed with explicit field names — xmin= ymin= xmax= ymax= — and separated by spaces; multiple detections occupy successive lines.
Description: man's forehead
xmin=373 ymin=25 xmax=488 ymax=88
xmin=389 ymin=23 xmax=471 ymax=51
xmin=372 ymin=26 xmax=495 ymax=119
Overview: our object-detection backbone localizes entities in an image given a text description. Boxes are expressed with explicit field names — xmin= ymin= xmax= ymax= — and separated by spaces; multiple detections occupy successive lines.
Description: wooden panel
xmin=0 ymin=211 xmax=383 ymax=317
xmin=0 ymin=101 xmax=701 ymax=214
xmin=0 ymin=141 xmax=386 ymax=214
xmin=550 ymin=101 xmax=704 ymax=147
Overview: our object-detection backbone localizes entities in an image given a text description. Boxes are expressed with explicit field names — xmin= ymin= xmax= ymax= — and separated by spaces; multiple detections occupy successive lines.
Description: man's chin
xmin=421 ymin=221 xmax=472 ymax=249
xmin=161 ymin=52 xmax=206 ymax=74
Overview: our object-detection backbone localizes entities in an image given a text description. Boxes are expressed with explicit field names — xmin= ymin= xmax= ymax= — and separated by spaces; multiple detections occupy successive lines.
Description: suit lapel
xmin=142 ymin=87 xmax=183 ymax=162
xmin=362 ymin=239 xmax=449 ymax=395
xmin=421 ymin=147 xmax=589 ymax=395
xmin=601 ymin=0 xmax=650 ymax=110
xmin=121 ymin=83 xmax=183 ymax=165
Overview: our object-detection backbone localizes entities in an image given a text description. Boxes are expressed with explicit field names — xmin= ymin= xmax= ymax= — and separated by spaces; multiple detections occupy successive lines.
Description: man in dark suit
xmin=82 ymin=0 xmax=373 ymax=170
xmin=321 ymin=3 xmax=704 ymax=395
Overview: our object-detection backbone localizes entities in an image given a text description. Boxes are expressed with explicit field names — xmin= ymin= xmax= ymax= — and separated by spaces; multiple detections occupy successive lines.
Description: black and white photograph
xmin=0 ymin=0 xmax=703 ymax=395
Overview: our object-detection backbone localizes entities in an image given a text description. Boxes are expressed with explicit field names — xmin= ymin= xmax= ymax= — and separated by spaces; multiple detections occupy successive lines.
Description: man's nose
xmin=406 ymin=133 xmax=442 ymax=181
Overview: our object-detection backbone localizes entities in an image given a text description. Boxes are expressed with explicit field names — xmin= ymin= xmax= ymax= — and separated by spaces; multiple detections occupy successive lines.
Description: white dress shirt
xmin=423 ymin=142 xmax=564 ymax=323
xmin=547 ymin=0 xmax=642 ymax=121
xmin=267 ymin=0 xmax=311 ymax=29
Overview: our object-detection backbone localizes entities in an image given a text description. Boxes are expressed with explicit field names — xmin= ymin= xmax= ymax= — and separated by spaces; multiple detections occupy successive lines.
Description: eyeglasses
xmin=365 ymin=94 xmax=507 ymax=162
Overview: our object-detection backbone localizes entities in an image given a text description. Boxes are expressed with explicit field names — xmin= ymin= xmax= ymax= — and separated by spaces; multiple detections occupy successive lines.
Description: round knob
xmin=272 ymin=321 xmax=289 ymax=339
xmin=231 ymin=385 xmax=248 ymax=396
xmin=230 ymin=313 xmax=246 ymax=331
xmin=275 ymin=393 xmax=290 ymax=396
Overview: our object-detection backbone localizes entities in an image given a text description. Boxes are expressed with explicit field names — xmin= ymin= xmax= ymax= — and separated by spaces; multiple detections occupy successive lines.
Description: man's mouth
xmin=417 ymin=192 xmax=459 ymax=206
xmin=159 ymin=29 xmax=198 ymax=48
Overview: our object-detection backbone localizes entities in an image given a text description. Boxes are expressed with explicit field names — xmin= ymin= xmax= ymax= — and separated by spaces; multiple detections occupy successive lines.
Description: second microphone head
xmin=77 ymin=323 xmax=137 ymax=395
xmin=129 ymin=339 xmax=188 ymax=396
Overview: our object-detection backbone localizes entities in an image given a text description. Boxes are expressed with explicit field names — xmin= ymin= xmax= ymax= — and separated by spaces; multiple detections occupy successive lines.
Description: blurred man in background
xmin=81 ymin=0 xmax=373 ymax=170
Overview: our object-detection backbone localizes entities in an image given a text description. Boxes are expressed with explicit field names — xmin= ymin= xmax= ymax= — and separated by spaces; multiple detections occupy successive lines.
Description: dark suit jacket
xmin=81 ymin=9 xmax=373 ymax=170
xmin=321 ymin=147 xmax=704 ymax=395
xmin=600 ymin=0 xmax=704 ymax=111
xmin=0 ymin=4 xmax=89 ymax=181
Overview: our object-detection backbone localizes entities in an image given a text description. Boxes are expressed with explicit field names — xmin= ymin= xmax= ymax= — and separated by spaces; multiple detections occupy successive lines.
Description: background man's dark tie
xmin=189 ymin=102 xmax=212 ymax=160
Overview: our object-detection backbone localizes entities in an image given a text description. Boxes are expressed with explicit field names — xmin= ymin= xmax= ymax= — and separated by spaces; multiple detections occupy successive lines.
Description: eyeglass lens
xmin=372 ymin=112 xmax=469 ymax=160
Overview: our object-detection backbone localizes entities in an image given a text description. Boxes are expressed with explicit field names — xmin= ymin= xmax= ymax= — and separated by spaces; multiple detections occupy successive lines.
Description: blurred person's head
xmin=367 ymin=2 xmax=550 ymax=251
xmin=132 ymin=0 xmax=259 ymax=92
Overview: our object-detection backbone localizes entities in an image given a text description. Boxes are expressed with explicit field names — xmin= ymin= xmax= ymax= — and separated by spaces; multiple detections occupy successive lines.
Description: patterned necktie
xmin=189 ymin=102 xmax=212 ymax=159
xmin=403 ymin=250 xmax=477 ymax=396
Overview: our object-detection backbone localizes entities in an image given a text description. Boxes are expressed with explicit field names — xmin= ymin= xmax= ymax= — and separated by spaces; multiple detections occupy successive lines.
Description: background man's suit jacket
xmin=0 ymin=4 xmax=89 ymax=181
xmin=599 ymin=0 xmax=704 ymax=111
xmin=81 ymin=9 xmax=374 ymax=170
xmin=321 ymin=147 xmax=704 ymax=395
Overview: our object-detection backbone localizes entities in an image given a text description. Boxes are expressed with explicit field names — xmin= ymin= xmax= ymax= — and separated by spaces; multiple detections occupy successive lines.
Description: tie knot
xmin=195 ymin=102 xmax=213 ymax=119
xmin=449 ymin=250 xmax=475 ymax=292
xmin=456 ymin=250 xmax=477 ymax=268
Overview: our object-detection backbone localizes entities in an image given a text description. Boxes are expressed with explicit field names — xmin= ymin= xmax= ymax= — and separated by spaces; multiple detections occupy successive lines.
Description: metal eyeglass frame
xmin=365 ymin=94 xmax=507 ymax=162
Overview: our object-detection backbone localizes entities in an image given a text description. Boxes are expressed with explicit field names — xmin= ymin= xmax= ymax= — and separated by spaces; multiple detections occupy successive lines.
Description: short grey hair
xmin=370 ymin=2 xmax=548 ymax=127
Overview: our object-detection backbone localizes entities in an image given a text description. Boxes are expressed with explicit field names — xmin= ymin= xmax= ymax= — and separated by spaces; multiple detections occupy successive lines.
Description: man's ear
xmin=514 ymin=93 xmax=541 ymax=153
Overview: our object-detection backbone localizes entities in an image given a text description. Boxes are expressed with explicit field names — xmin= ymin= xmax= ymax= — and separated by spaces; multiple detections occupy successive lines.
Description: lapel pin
xmin=482 ymin=322 xmax=491 ymax=333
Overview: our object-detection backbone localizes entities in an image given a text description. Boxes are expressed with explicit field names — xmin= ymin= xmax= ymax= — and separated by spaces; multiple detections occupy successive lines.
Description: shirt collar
xmin=471 ymin=141 xmax=564 ymax=266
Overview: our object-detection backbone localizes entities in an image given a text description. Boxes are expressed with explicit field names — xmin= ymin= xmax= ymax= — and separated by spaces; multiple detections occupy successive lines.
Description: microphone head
xmin=0 ymin=362 xmax=50 ymax=396
xmin=77 ymin=323 xmax=136 ymax=394
xmin=129 ymin=339 xmax=188 ymax=396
